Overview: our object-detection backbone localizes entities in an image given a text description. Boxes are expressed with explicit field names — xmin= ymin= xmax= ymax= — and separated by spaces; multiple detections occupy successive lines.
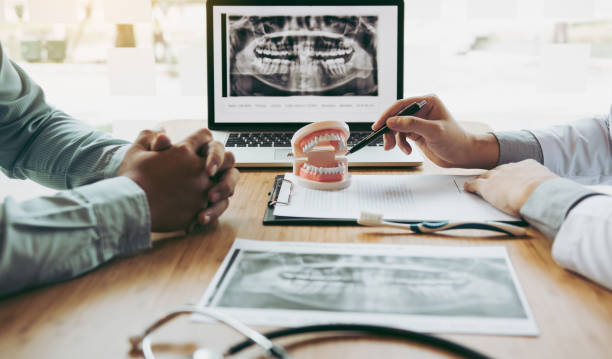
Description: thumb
xmin=133 ymin=129 xmax=164 ymax=150
xmin=386 ymin=116 xmax=440 ymax=138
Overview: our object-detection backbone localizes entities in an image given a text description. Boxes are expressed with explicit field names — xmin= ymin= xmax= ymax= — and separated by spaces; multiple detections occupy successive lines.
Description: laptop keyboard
xmin=225 ymin=132 xmax=384 ymax=148
xmin=347 ymin=132 xmax=385 ymax=147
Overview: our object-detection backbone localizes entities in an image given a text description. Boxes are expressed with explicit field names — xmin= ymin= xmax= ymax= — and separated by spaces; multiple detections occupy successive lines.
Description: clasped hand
xmin=118 ymin=129 xmax=240 ymax=232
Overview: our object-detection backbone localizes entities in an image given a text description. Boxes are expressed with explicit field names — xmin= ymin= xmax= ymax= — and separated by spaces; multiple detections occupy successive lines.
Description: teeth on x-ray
xmin=230 ymin=16 xmax=378 ymax=96
xmin=251 ymin=32 xmax=355 ymax=79
xmin=277 ymin=264 xmax=470 ymax=304
xmin=214 ymin=252 xmax=526 ymax=318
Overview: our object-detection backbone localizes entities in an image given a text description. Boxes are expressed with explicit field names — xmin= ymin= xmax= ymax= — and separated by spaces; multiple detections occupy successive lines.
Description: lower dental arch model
xmin=290 ymin=121 xmax=350 ymax=190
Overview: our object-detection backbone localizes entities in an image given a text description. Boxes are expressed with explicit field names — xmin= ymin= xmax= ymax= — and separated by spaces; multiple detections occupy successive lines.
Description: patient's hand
xmin=118 ymin=129 xmax=239 ymax=232
xmin=372 ymin=94 xmax=500 ymax=169
xmin=463 ymin=159 xmax=558 ymax=217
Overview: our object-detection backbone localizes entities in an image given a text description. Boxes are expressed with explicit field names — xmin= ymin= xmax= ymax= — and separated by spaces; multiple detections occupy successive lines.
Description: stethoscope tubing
xmin=226 ymin=323 xmax=491 ymax=359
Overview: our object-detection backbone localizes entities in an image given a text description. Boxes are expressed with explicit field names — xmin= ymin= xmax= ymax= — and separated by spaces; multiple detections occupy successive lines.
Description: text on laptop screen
xmin=211 ymin=5 xmax=399 ymax=124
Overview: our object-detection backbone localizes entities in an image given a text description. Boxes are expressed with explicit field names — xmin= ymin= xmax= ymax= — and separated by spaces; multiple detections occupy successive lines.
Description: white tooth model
xmin=290 ymin=121 xmax=350 ymax=190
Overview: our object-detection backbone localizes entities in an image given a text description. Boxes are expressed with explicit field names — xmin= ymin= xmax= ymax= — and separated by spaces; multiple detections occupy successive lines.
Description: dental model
xmin=290 ymin=121 xmax=350 ymax=190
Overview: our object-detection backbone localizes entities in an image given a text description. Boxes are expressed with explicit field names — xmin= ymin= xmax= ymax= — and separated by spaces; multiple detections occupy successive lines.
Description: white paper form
xmin=274 ymin=174 xmax=518 ymax=222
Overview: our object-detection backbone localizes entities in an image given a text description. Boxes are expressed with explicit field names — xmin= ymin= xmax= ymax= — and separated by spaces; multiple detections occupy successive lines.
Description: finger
xmin=479 ymin=170 xmax=495 ymax=179
xmin=383 ymin=131 xmax=396 ymax=150
xmin=407 ymin=133 xmax=421 ymax=142
xmin=386 ymin=116 xmax=440 ymax=139
xmin=182 ymin=128 xmax=213 ymax=154
xmin=196 ymin=173 xmax=213 ymax=192
xmin=396 ymin=132 xmax=413 ymax=155
xmin=197 ymin=199 xmax=229 ymax=225
xmin=464 ymin=178 xmax=484 ymax=193
xmin=133 ymin=129 xmax=164 ymax=150
xmin=208 ymin=168 xmax=240 ymax=203
xmin=151 ymin=133 xmax=172 ymax=151
xmin=217 ymin=151 xmax=236 ymax=174
xmin=204 ymin=141 xmax=225 ymax=176
xmin=371 ymin=95 xmax=437 ymax=130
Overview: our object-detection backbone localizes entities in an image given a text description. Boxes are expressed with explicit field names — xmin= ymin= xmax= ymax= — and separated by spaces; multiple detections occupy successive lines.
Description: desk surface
xmin=1 ymin=157 xmax=611 ymax=359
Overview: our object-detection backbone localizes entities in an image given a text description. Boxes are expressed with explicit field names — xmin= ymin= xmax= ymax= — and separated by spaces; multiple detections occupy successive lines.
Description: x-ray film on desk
xmin=196 ymin=239 xmax=538 ymax=336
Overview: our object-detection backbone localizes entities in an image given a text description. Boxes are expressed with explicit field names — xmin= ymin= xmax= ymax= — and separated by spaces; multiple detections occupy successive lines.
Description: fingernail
xmin=202 ymin=215 xmax=211 ymax=225
xmin=210 ymin=164 xmax=218 ymax=176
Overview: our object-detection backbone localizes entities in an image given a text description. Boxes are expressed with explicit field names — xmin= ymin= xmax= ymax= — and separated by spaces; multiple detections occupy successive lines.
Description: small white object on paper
xmin=274 ymin=173 xmax=518 ymax=222
xmin=196 ymin=239 xmax=538 ymax=336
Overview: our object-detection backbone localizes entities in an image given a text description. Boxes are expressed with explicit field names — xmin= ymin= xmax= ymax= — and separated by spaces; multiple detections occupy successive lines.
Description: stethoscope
xmin=129 ymin=305 xmax=491 ymax=359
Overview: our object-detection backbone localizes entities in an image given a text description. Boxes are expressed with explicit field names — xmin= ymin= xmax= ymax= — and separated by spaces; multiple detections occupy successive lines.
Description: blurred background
xmin=0 ymin=0 xmax=611 ymax=138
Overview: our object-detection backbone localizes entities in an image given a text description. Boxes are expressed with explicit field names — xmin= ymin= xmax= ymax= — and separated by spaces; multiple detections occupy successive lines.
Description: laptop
xmin=206 ymin=0 xmax=422 ymax=167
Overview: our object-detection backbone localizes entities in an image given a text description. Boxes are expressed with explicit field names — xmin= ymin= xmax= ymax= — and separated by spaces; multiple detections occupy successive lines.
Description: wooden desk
xmin=1 ymin=155 xmax=611 ymax=359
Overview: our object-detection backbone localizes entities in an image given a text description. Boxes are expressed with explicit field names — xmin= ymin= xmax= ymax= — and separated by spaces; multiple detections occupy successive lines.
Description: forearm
xmin=5 ymin=109 xmax=131 ymax=189
xmin=492 ymin=130 xmax=543 ymax=165
xmin=520 ymin=179 xmax=611 ymax=289
xmin=493 ymin=111 xmax=612 ymax=182
xmin=0 ymin=177 xmax=151 ymax=296
xmin=467 ymin=133 xmax=500 ymax=169
xmin=0 ymin=43 xmax=129 ymax=189
xmin=552 ymin=195 xmax=612 ymax=290
xmin=530 ymin=114 xmax=612 ymax=181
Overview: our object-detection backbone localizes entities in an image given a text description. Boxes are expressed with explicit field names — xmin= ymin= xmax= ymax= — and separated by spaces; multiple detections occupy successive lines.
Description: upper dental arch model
xmin=290 ymin=121 xmax=351 ymax=190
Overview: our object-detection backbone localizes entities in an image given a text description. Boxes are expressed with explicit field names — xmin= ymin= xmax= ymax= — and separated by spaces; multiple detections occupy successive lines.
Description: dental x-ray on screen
xmin=210 ymin=3 xmax=400 ymax=125
xmin=229 ymin=15 xmax=378 ymax=96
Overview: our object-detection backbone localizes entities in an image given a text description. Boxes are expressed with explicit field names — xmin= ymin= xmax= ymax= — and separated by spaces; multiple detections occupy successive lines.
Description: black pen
xmin=347 ymin=100 xmax=427 ymax=155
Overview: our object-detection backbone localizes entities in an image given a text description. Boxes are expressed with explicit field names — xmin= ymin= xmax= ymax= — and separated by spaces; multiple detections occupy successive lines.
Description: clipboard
xmin=263 ymin=175 xmax=528 ymax=227
xmin=264 ymin=175 xmax=358 ymax=225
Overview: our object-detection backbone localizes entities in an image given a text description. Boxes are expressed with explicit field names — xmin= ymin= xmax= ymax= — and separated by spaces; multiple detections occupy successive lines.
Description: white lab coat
xmin=530 ymin=108 xmax=612 ymax=289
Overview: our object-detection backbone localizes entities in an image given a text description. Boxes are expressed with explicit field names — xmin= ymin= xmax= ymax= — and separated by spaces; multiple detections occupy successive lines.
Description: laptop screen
xmin=207 ymin=0 xmax=403 ymax=130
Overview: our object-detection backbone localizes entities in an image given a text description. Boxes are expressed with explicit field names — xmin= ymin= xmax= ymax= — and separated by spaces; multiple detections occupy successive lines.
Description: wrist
xmin=519 ymin=175 xmax=559 ymax=209
xmin=468 ymin=133 xmax=499 ymax=169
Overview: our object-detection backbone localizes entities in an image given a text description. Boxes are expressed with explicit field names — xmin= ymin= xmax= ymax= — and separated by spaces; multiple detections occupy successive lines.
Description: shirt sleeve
xmin=0 ymin=42 xmax=129 ymax=189
xmin=493 ymin=130 xmax=544 ymax=165
xmin=0 ymin=177 xmax=151 ymax=296
xmin=552 ymin=195 xmax=612 ymax=289
xmin=494 ymin=108 xmax=612 ymax=289
xmin=493 ymin=109 xmax=612 ymax=185
xmin=520 ymin=178 xmax=602 ymax=238
xmin=0 ymin=42 xmax=152 ymax=296
xmin=529 ymin=110 xmax=612 ymax=184
xmin=520 ymin=179 xmax=612 ymax=289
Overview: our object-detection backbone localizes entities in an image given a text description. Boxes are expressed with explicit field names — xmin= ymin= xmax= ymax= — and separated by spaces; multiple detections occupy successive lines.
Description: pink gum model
xmin=290 ymin=121 xmax=351 ymax=190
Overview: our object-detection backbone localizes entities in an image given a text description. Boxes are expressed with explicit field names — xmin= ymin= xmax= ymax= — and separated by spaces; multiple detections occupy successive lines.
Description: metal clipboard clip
xmin=267 ymin=177 xmax=293 ymax=208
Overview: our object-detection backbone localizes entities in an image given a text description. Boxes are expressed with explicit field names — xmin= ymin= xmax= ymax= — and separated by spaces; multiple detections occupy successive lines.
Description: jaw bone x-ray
xmin=213 ymin=251 xmax=527 ymax=318
xmin=229 ymin=15 xmax=378 ymax=96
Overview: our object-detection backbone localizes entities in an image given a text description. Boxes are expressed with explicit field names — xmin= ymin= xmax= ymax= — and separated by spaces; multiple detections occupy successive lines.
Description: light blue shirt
xmin=0 ymin=43 xmax=151 ymax=296
xmin=494 ymin=108 xmax=612 ymax=289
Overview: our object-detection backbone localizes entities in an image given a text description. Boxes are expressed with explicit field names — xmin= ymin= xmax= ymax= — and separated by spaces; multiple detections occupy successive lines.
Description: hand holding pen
xmin=369 ymin=95 xmax=501 ymax=170
xmin=347 ymin=100 xmax=427 ymax=155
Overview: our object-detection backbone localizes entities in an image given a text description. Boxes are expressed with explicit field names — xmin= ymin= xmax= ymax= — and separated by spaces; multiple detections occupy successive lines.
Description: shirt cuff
xmin=492 ymin=130 xmax=543 ymax=165
xmin=104 ymin=144 xmax=130 ymax=179
xmin=519 ymin=178 xmax=601 ymax=238
xmin=72 ymin=176 xmax=151 ymax=258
